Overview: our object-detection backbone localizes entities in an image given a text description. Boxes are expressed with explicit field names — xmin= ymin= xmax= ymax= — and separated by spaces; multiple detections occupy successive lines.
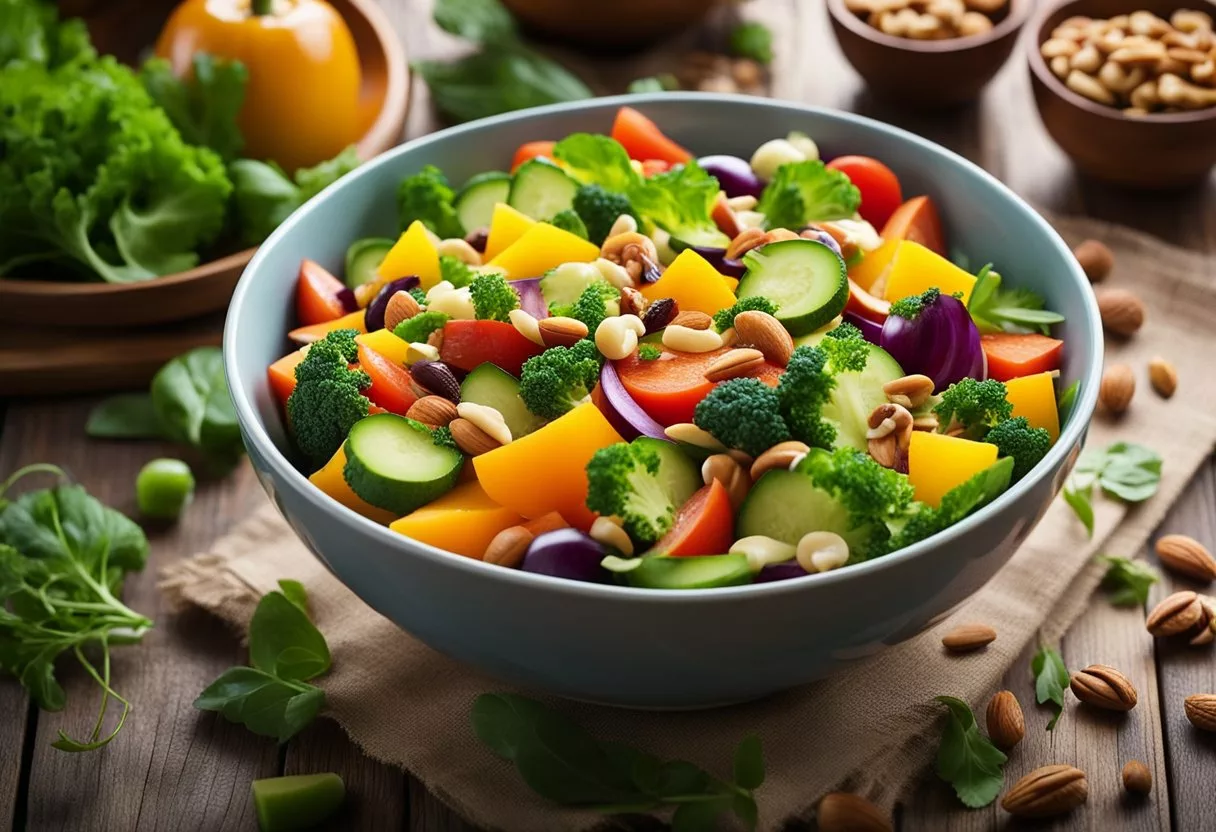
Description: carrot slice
xmin=651 ymin=480 xmax=734 ymax=557
xmin=268 ymin=348 xmax=308 ymax=407
xmin=711 ymin=191 xmax=742 ymax=238
xmin=511 ymin=141 xmax=556 ymax=172
xmin=881 ymin=196 xmax=946 ymax=256
xmin=981 ymin=333 xmax=1064 ymax=381
xmin=611 ymin=107 xmax=691 ymax=165
xmin=615 ymin=346 xmax=782 ymax=426
xmin=296 ymin=259 xmax=349 ymax=326
xmin=357 ymin=343 xmax=418 ymax=415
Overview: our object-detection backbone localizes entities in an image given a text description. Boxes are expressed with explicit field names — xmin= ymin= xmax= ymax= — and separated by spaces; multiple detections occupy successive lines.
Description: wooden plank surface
xmin=2 ymin=0 xmax=1214 ymax=830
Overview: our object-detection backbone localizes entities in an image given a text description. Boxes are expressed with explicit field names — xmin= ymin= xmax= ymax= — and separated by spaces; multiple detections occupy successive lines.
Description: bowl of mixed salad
xmin=225 ymin=94 xmax=1101 ymax=707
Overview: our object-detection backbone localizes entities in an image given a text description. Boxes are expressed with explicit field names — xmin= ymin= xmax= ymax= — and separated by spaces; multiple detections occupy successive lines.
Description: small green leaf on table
xmin=1032 ymin=644 xmax=1070 ymax=730
xmin=1098 ymin=555 xmax=1158 ymax=607
xmin=934 ymin=695 xmax=1007 ymax=808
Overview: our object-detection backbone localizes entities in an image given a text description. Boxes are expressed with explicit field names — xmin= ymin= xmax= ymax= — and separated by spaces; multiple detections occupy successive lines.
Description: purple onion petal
xmin=599 ymin=360 xmax=668 ymax=440
xmin=697 ymin=155 xmax=765 ymax=199
xmin=336 ymin=286 xmax=358 ymax=314
xmin=842 ymin=310 xmax=884 ymax=345
xmin=879 ymin=294 xmax=983 ymax=392
xmin=522 ymin=529 xmax=607 ymax=583
xmin=510 ymin=278 xmax=547 ymax=319
xmin=756 ymin=562 xmax=808 ymax=582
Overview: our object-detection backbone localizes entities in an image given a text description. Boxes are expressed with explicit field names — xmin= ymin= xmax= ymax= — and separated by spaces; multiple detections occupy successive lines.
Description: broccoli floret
xmin=756 ymin=160 xmax=860 ymax=230
xmin=933 ymin=378 xmax=1012 ymax=439
xmin=408 ymin=286 xmax=428 ymax=305
xmin=549 ymin=209 xmax=589 ymax=240
xmin=585 ymin=440 xmax=677 ymax=543
xmin=518 ymin=340 xmax=602 ymax=420
xmin=694 ymin=378 xmax=790 ymax=457
xmin=469 ymin=272 xmax=520 ymax=322
xmin=549 ymin=281 xmax=620 ymax=334
xmin=713 ymin=296 xmax=780 ymax=332
xmin=397 ymin=164 xmax=463 ymax=239
xmin=776 ymin=345 xmax=836 ymax=450
xmin=798 ymin=446 xmax=915 ymax=559
xmin=986 ymin=417 xmax=1051 ymax=481
xmin=888 ymin=287 xmax=940 ymax=320
xmin=638 ymin=343 xmax=662 ymax=361
xmin=394 ymin=310 xmax=450 ymax=344
xmin=820 ymin=321 xmax=869 ymax=372
xmin=729 ymin=21 xmax=774 ymax=64
xmin=286 ymin=330 xmax=370 ymax=469
xmin=439 ymin=254 xmax=478 ymax=288
xmin=432 ymin=425 xmax=459 ymax=453
xmin=572 ymin=184 xmax=634 ymax=245
xmin=888 ymin=457 xmax=1015 ymax=551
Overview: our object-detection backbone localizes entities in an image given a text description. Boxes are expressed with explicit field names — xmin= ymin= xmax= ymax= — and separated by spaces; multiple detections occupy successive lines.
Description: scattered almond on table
xmin=1148 ymin=356 xmax=1178 ymax=398
xmin=1040 ymin=10 xmax=1216 ymax=115
xmin=1001 ymin=764 xmax=1089 ymax=818
xmin=1095 ymin=287 xmax=1146 ymax=336
xmin=1122 ymin=759 xmax=1153 ymax=794
xmin=847 ymin=0 xmax=1005 ymax=41
xmin=1155 ymin=533 xmax=1216 ymax=582
xmin=941 ymin=622 xmax=997 ymax=652
xmin=1099 ymin=363 xmax=1136 ymax=413
xmin=1069 ymin=664 xmax=1138 ymax=711
xmin=1185 ymin=693 xmax=1216 ymax=731
xmin=986 ymin=690 xmax=1025 ymax=749
xmin=816 ymin=792 xmax=893 ymax=832
xmin=1073 ymin=238 xmax=1114 ymax=282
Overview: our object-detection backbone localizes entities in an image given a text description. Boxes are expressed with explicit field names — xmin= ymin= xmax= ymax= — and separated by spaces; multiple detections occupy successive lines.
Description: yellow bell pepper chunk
xmin=378 ymin=221 xmax=442 ymax=290
xmin=1004 ymin=372 xmax=1061 ymax=442
xmin=473 ymin=402 xmax=623 ymax=530
xmin=356 ymin=329 xmax=409 ymax=363
xmin=309 ymin=446 xmax=398 ymax=526
xmin=487 ymin=222 xmax=599 ymax=280
xmin=883 ymin=240 xmax=977 ymax=305
xmin=640 ymin=249 xmax=737 ymax=315
xmin=483 ymin=203 xmax=536 ymax=261
xmin=848 ymin=238 xmax=900 ymax=293
xmin=908 ymin=432 xmax=999 ymax=508
xmin=389 ymin=481 xmax=524 ymax=559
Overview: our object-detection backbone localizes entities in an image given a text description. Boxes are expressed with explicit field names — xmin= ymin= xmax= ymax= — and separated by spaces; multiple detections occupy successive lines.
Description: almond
xmin=1099 ymin=363 xmax=1135 ymax=413
xmin=1095 ymin=287 xmax=1145 ymax=336
xmin=1122 ymin=759 xmax=1152 ymax=794
xmin=816 ymin=792 xmax=892 ymax=832
xmin=671 ymin=310 xmax=713 ymax=330
xmin=1148 ymin=357 xmax=1178 ymax=398
xmin=1001 ymin=765 xmax=1088 ymax=817
xmin=733 ymin=310 xmax=793 ymax=367
xmin=1190 ymin=596 xmax=1216 ymax=647
xmin=449 ymin=417 xmax=502 ymax=456
xmin=1073 ymin=239 xmax=1114 ymax=282
xmin=537 ymin=316 xmax=589 ymax=348
xmin=941 ymin=623 xmax=997 ymax=653
xmin=1069 ymin=664 xmax=1138 ymax=711
xmin=1155 ymin=534 xmax=1216 ymax=582
xmin=1146 ymin=590 xmax=1204 ymax=637
xmin=1184 ymin=693 xmax=1216 ymax=731
xmin=484 ymin=525 xmax=533 ymax=568
xmin=405 ymin=395 xmax=458 ymax=427
xmin=384 ymin=290 xmax=422 ymax=331
xmin=704 ymin=348 xmax=766 ymax=382
xmin=986 ymin=690 xmax=1025 ymax=750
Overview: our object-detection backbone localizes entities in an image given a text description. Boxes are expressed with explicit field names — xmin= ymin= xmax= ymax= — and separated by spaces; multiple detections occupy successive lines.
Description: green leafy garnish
xmin=630 ymin=160 xmax=729 ymax=249
xmin=398 ymin=164 xmax=464 ymax=239
xmin=1062 ymin=442 xmax=1162 ymax=537
xmin=934 ymin=696 xmax=1007 ymax=807
xmin=756 ymin=160 xmax=859 ymax=230
xmin=471 ymin=693 xmax=763 ymax=829
xmin=628 ymin=74 xmax=679 ymax=93
xmin=0 ymin=464 xmax=153 ymax=752
xmin=1058 ymin=379 xmax=1080 ymax=424
xmin=1032 ymin=644 xmax=1069 ymax=730
xmin=967 ymin=265 xmax=1064 ymax=335
xmin=729 ymin=22 xmax=773 ymax=64
xmin=638 ymin=344 xmax=662 ymax=361
xmin=229 ymin=147 xmax=360 ymax=246
xmin=1098 ymin=555 xmax=1158 ymax=607
xmin=553 ymin=134 xmax=641 ymax=196
xmin=0 ymin=0 xmax=94 ymax=68
xmin=195 ymin=580 xmax=330 ymax=742
xmin=140 ymin=53 xmax=247 ymax=162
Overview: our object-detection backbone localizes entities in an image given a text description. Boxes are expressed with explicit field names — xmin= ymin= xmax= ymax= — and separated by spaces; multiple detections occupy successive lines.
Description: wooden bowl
xmin=826 ymin=0 xmax=1032 ymax=108
xmin=1028 ymin=0 xmax=1216 ymax=188
xmin=502 ymin=0 xmax=726 ymax=49
xmin=0 ymin=0 xmax=408 ymax=329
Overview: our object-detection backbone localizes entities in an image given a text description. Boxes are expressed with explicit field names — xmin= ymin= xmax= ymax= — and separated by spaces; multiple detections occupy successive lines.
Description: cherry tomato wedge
xmin=881 ymin=195 xmax=946 ymax=256
xmin=826 ymin=155 xmax=903 ymax=229
xmin=614 ymin=346 xmax=783 ymax=426
xmin=651 ymin=480 xmax=734 ymax=557
xmin=357 ymin=343 xmax=418 ymax=415
xmin=611 ymin=107 xmax=692 ymax=165
xmin=511 ymin=141 xmax=556 ymax=173
xmin=439 ymin=320 xmax=544 ymax=376
xmin=296 ymin=259 xmax=349 ymax=326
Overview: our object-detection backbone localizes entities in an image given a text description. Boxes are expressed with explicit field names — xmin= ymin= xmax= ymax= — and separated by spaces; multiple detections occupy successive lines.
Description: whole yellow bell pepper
xmin=156 ymin=0 xmax=362 ymax=172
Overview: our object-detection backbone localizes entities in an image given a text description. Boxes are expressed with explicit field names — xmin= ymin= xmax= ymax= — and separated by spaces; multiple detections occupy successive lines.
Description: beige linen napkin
xmin=162 ymin=216 xmax=1216 ymax=831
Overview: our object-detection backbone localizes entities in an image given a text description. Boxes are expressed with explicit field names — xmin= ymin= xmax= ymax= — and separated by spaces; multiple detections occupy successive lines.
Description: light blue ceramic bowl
xmin=225 ymin=94 xmax=1101 ymax=708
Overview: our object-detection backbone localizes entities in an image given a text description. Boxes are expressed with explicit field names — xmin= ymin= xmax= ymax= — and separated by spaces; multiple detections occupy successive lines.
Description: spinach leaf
xmin=433 ymin=0 xmax=517 ymax=42
xmin=85 ymin=393 xmax=165 ymax=440
xmin=934 ymin=695 xmax=1006 ymax=807
xmin=230 ymin=147 xmax=360 ymax=245
xmin=1032 ymin=644 xmax=1069 ymax=730
xmin=1061 ymin=442 xmax=1162 ymax=536
xmin=248 ymin=590 xmax=330 ymax=682
xmin=415 ymin=48 xmax=591 ymax=125
xmin=1098 ymin=555 xmax=1158 ymax=607
xmin=150 ymin=346 xmax=244 ymax=470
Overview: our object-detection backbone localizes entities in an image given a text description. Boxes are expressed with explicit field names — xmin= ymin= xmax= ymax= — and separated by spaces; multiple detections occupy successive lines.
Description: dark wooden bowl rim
xmin=826 ymin=0 xmax=1032 ymax=53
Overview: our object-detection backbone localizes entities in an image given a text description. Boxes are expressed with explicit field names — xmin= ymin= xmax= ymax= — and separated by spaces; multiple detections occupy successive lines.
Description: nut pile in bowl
xmin=1040 ymin=9 xmax=1216 ymax=114
xmin=845 ymin=0 xmax=1007 ymax=40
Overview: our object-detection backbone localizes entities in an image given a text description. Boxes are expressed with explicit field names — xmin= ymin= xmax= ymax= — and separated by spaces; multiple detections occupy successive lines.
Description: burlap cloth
xmin=161 ymin=216 xmax=1216 ymax=830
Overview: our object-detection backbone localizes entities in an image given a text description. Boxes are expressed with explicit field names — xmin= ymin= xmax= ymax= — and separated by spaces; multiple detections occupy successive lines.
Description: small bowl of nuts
xmin=1029 ymin=0 xmax=1216 ymax=187
xmin=826 ymin=0 xmax=1032 ymax=107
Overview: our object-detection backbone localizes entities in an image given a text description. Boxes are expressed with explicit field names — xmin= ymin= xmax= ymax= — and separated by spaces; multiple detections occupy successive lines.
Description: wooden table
xmin=2 ymin=1 xmax=1214 ymax=829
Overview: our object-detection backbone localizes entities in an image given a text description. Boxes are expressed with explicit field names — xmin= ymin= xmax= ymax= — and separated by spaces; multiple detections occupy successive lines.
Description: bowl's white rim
xmin=224 ymin=91 xmax=1103 ymax=605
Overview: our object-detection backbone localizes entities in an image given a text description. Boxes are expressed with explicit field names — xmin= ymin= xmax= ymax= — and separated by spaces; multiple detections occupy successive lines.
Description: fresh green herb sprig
xmin=1057 ymin=379 xmax=1080 ymax=425
xmin=638 ymin=344 xmax=662 ymax=361
xmin=1098 ymin=555 xmax=1158 ymax=607
xmin=729 ymin=21 xmax=774 ymax=65
xmin=472 ymin=693 xmax=764 ymax=830
xmin=0 ymin=464 xmax=152 ymax=752
xmin=934 ymin=696 xmax=1006 ymax=807
xmin=1031 ymin=644 xmax=1069 ymax=730
xmin=628 ymin=74 xmax=680 ymax=94
xmin=1062 ymin=442 xmax=1162 ymax=537
xmin=195 ymin=580 xmax=330 ymax=742
xmin=967 ymin=265 xmax=1065 ymax=335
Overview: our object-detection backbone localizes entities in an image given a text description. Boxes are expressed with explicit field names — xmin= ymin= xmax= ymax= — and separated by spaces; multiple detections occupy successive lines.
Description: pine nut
xmin=663 ymin=324 xmax=724 ymax=353
xmin=457 ymin=402 xmax=512 ymax=446
xmin=508 ymin=309 xmax=544 ymax=346
xmin=436 ymin=238 xmax=483 ymax=265
xmin=590 ymin=516 xmax=634 ymax=556
xmin=1070 ymin=44 xmax=1103 ymax=72
xmin=1066 ymin=69 xmax=1116 ymax=104
xmin=607 ymin=214 xmax=638 ymax=238
xmin=730 ymin=535 xmax=797 ymax=573
xmin=727 ymin=195 xmax=758 ymax=212
xmin=594 ymin=315 xmax=643 ymax=360
xmin=665 ymin=423 xmax=727 ymax=451
xmin=406 ymin=342 xmax=440 ymax=364
xmin=796 ymin=531 xmax=850 ymax=573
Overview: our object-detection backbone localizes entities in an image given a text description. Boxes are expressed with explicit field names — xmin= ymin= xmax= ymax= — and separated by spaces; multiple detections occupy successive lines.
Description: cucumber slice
xmin=344 ymin=237 xmax=394 ymax=289
xmin=460 ymin=363 xmax=545 ymax=439
xmin=639 ymin=436 xmax=702 ymax=512
xmin=507 ymin=159 xmax=579 ymax=221
xmin=795 ymin=333 xmax=906 ymax=452
xmin=736 ymin=469 xmax=873 ymax=557
xmin=455 ymin=171 xmax=510 ymax=233
xmin=627 ymin=554 xmax=752 ymax=589
xmin=343 ymin=414 xmax=462 ymax=515
xmin=737 ymin=239 xmax=848 ymax=336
